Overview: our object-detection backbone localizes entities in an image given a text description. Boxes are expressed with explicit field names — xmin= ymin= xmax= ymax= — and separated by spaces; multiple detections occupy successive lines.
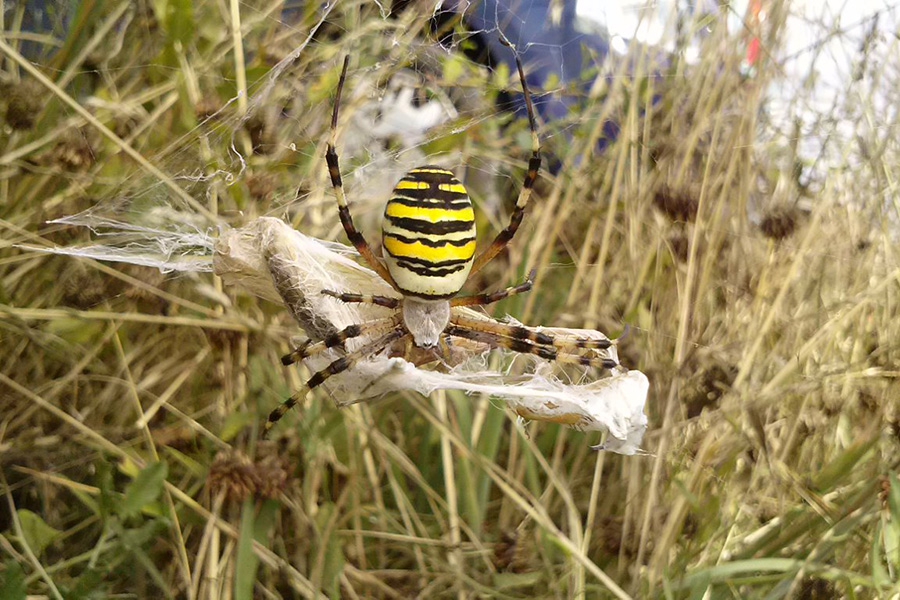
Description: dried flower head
xmin=653 ymin=186 xmax=699 ymax=223
xmin=760 ymin=206 xmax=799 ymax=240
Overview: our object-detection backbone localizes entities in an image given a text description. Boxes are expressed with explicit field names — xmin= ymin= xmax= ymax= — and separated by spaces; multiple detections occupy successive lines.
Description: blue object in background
xmin=7 ymin=0 xmax=75 ymax=61
xmin=433 ymin=0 xmax=624 ymax=169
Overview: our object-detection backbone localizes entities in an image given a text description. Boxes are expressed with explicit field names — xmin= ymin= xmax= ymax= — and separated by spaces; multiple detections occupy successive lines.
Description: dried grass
xmin=1 ymin=1 xmax=899 ymax=598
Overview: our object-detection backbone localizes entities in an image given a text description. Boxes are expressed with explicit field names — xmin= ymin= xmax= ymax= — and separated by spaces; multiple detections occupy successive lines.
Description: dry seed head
xmin=207 ymin=448 xmax=292 ymax=503
xmin=652 ymin=186 xmax=699 ymax=223
xmin=682 ymin=360 xmax=737 ymax=418
xmin=246 ymin=172 xmax=277 ymax=201
xmin=4 ymin=79 xmax=44 ymax=130
xmin=48 ymin=131 xmax=95 ymax=171
xmin=254 ymin=450 xmax=292 ymax=499
xmin=208 ymin=450 xmax=258 ymax=503
xmin=760 ymin=206 xmax=799 ymax=240
xmin=62 ymin=268 xmax=109 ymax=309
xmin=244 ymin=114 xmax=276 ymax=154
xmin=667 ymin=231 xmax=690 ymax=263
xmin=492 ymin=531 xmax=531 ymax=573
xmin=195 ymin=96 xmax=223 ymax=121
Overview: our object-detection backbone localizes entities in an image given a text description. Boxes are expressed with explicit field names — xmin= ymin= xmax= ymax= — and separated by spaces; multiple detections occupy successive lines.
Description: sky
xmin=574 ymin=0 xmax=900 ymax=181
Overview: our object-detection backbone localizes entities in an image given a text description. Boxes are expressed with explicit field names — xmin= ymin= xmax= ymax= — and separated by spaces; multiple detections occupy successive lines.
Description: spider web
xmin=20 ymin=0 xmax=900 ymax=452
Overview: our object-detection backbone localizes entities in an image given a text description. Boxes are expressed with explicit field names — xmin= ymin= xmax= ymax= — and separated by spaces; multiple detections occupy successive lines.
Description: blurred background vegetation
xmin=2 ymin=0 xmax=899 ymax=598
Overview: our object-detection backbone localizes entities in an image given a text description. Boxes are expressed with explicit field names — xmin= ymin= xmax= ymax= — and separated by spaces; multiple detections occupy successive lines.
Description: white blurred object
xmin=353 ymin=70 xmax=456 ymax=146
xmin=340 ymin=69 xmax=460 ymax=213
xmin=577 ymin=0 xmax=900 ymax=194
xmin=576 ymin=0 xmax=729 ymax=61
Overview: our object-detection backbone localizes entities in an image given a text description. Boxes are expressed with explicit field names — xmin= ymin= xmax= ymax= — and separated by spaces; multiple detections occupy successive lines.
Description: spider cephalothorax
xmin=264 ymin=37 xmax=618 ymax=437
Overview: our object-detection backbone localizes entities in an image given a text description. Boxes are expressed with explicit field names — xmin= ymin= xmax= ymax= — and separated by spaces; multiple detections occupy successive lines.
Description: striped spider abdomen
xmin=382 ymin=166 xmax=476 ymax=299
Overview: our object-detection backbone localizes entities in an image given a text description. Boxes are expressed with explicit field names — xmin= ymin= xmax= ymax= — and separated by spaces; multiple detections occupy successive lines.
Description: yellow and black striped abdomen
xmin=382 ymin=166 xmax=476 ymax=299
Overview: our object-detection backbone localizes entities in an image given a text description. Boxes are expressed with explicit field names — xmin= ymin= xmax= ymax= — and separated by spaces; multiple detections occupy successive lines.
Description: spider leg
xmin=264 ymin=326 xmax=406 ymax=437
xmin=281 ymin=315 xmax=401 ymax=366
xmin=446 ymin=317 xmax=618 ymax=369
xmin=450 ymin=269 xmax=536 ymax=307
xmin=469 ymin=37 xmax=542 ymax=276
xmin=450 ymin=314 xmax=613 ymax=351
xmin=322 ymin=289 xmax=401 ymax=309
xmin=326 ymin=56 xmax=400 ymax=290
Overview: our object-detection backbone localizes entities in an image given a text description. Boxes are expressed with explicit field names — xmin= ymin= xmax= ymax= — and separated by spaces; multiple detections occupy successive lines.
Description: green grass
xmin=2 ymin=1 xmax=900 ymax=598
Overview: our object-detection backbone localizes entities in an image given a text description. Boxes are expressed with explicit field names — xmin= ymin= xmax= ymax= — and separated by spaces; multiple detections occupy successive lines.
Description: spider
xmin=264 ymin=38 xmax=618 ymax=437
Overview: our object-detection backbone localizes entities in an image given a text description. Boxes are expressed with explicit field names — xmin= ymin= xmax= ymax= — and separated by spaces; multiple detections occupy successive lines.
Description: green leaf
xmin=44 ymin=317 xmax=105 ymax=344
xmin=872 ymin=521 xmax=890 ymax=587
xmin=163 ymin=0 xmax=194 ymax=47
xmin=119 ymin=521 xmax=173 ymax=598
xmin=97 ymin=458 xmax=117 ymax=521
xmin=884 ymin=473 xmax=900 ymax=579
xmin=314 ymin=502 xmax=346 ymax=597
xmin=16 ymin=509 xmax=61 ymax=557
xmin=58 ymin=567 xmax=107 ymax=600
xmin=442 ymin=54 xmax=467 ymax=85
xmin=234 ymin=499 xmax=263 ymax=599
xmin=889 ymin=473 xmax=900 ymax=525
xmin=120 ymin=461 xmax=168 ymax=519
xmin=162 ymin=445 xmax=205 ymax=477
xmin=231 ymin=498 xmax=280 ymax=599
xmin=812 ymin=437 xmax=877 ymax=492
xmin=120 ymin=518 xmax=168 ymax=550
xmin=0 ymin=559 xmax=27 ymax=600
xmin=493 ymin=571 xmax=542 ymax=590
xmin=220 ymin=410 xmax=255 ymax=442
xmin=881 ymin=512 xmax=900 ymax=579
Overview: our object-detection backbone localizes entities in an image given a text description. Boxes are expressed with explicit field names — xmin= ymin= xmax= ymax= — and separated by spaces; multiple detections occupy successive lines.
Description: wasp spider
xmin=264 ymin=39 xmax=618 ymax=436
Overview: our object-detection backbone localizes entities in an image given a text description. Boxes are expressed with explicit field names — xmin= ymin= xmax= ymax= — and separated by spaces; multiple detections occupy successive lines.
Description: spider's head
xmin=402 ymin=298 xmax=451 ymax=348
xmin=382 ymin=165 xmax=476 ymax=299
